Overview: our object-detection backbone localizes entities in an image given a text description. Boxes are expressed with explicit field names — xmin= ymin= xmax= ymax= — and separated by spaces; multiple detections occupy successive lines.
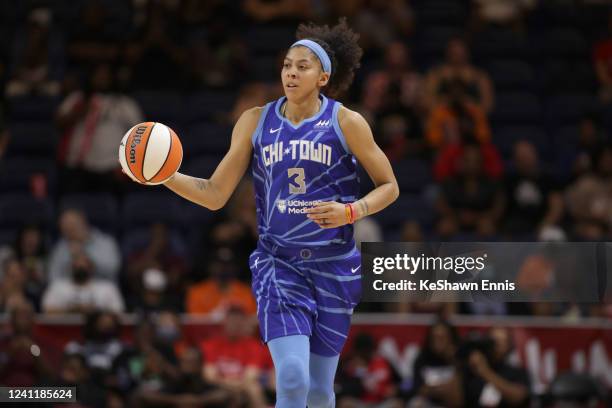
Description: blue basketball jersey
xmin=251 ymin=95 xmax=359 ymax=248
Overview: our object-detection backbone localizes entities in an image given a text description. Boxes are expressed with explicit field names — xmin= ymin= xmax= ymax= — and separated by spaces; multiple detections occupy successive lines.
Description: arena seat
xmin=0 ymin=194 xmax=54 ymax=230
xmin=183 ymin=123 xmax=232 ymax=155
xmin=415 ymin=0 xmax=467 ymax=26
xmin=487 ymin=60 xmax=535 ymax=91
xmin=373 ymin=194 xmax=435 ymax=231
xmin=121 ymin=227 xmax=188 ymax=259
xmin=473 ymin=27 xmax=529 ymax=60
xmin=7 ymin=122 xmax=58 ymax=157
xmin=0 ymin=158 xmax=57 ymax=194
xmin=245 ymin=26 xmax=294 ymax=56
xmin=493 ymin=126 xmax=550 ymax=160
xmin=132 ymin=91 xmax=184 ymax=128
xmin=121 ymin=192 xmax=185 ymax=232
xmin=491 ymin=92 xmax=542 ymax=125
xmin=183 ymin=91 xmax=236 ymax=123
xmin=7 ymin=95 xmax=61 ymax=121
xmin=184 ymin=155 xmax=222 ymax=179
xmin=544 ymin=93 xmax=600 ymax=127
xmin=536 ymin=28 xmax=588 ymax=59
xmin=393 ymin=159 xmax=432 ymax=193
xmin=59 ymin=193 xmax=119 ymax=234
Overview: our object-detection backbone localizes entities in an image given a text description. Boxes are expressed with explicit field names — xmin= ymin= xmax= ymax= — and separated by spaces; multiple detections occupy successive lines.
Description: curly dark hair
xmin=295 ymin=18 xmax=363 ymax=99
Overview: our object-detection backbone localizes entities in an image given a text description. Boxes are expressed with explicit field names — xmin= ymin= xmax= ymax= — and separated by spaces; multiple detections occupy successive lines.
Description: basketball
xmin=118 ymin=122 xmax=183 ymax=185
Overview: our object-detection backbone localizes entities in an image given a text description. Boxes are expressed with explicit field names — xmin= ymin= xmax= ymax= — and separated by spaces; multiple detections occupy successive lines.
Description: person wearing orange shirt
xmin=186 ymin=247 xmax=256 ymax=318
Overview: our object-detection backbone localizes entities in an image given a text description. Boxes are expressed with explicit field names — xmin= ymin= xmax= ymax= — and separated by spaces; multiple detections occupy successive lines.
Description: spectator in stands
xmin=437 ymin=143 xmax=505 ymax=238
xmin=48 ymin=209 xmax=120 ymax=282
xmin=0 ymin=301 xmax=51 ymax=386
xmin=126 ymin=222 xmax=187 ymax=311
xmin=362 ymin=41 xmax=424 ymax=117
xmin=433 ymin=137 xmax=503 ymax=182
xmin=401 ymin=221 xmax=424 ymax=242
xmin=503 ymin=141 xmax=563 ymax=237
xmin=194 ymin=180 xmax=257 ymax=282
xmin=64 ymin=311 xmax=125 ymax=385
xmin=56 ymin=353 xmax=107 ymax=408
xmin=187 ymin=247 xmax=256 ymax=317
xmin=42 ymin=248 xmax=124 ymax=313
xmin=188 ymin=15 xmax=248 ymax=90
xmin=123 ymin=0 xmax=189 ymax=90
xmin=201 ymin=304 xmax=270 ymax=408
xmin=112 ymin=318 xmax=180 ymax=395
xmin=562 ymin=114 xmax=609 ymax=179
xmin=0 ymin=224 xmax=47 ymax=309
xmin=406 ymin=320 xmax=463 ymax=408
xmin=471 ymin=0 xmax=536 ymax=32
xmin=426 ymin=38 xmax=494 ymax=113
xmin=151 ymin=311 xmax=189 ymax=365
xmin=463 ymin=327 xmax=530 ymax=407
xmin=593 ymin=11 xmax=612 ymax=102
xmin=66 ymin=1 xmax=121 ymax=67
xmin=336 ymin=332 xmax=400 ymax=408
xmin=243 ymin=0 xmax=313 ymax=23
xmin=5 ymin=8 xmax=63 ymax=97
xmin=426 ymin=79 xmax=492 ymax=150
xmin=350 ymin=0 xmax=414 ymax=52
xmin=138 ymin=347 xmax=234 ymax=408
xmin=0 ymin=258 xmax=28 ymax=312
xmin=0 ymin=104 xmax=8 ymax=159
xmin=565 ymin=145 xmax=612 ymax=240
xmin=131 ymin=268 xmax=182 ymax=314
xmin=55 ymin=63 xmax=143 ymax=193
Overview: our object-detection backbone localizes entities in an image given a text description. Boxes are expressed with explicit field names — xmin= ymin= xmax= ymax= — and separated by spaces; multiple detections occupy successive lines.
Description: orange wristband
xmin=345 ymin=204 xmax=352 ymax=224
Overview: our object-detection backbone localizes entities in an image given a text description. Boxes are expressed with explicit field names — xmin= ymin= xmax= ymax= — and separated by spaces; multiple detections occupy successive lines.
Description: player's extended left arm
xmin=307 ymin=108 xmax=399 ymax=228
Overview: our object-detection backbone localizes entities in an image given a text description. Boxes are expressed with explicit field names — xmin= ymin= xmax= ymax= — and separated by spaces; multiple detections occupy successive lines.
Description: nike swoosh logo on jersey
xmin=269 ymin=127 xmax=282 ymax=134
xmin=351 ymin=266 xmax=360 ymax=274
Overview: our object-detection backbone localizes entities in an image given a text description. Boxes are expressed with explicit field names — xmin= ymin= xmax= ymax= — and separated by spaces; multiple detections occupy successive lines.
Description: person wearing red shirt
xmin=201 ymin=305 xmax=271 ymax=408
xmin=336 ymin=333 xmax=400 ymax=407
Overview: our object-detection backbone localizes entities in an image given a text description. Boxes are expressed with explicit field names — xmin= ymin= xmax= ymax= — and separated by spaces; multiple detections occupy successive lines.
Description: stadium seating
xmin=183 ymin=123 xmax=232 ymax=155
xmin=491 ymin=92 xmax=542 ymax=125
xmin=59 ymin=193 xmax=119 ymax=234
xmin=121 ymin=192 xmax=185 ymax=232
xmin=0 ymin=158 xmax=57 ymax=195
xmin=487 ymin=60 xmax=535 ymax=91
xmin=7 ymin=122 xmax=58 ymax=157
xmin=0 ymin=194 xmax=54 ymax=230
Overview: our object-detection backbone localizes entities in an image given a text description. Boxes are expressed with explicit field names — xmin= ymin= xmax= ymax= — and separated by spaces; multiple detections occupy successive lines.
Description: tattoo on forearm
xmin=358 ymin=200 xmax=369 ymax=217
xmin=194 ymin=178 xmax=210 ymax=191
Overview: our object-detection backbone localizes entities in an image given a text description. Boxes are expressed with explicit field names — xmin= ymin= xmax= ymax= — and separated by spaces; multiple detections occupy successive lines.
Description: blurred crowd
xmin=0 ymin=0 xmax=611 ymax=406
xmin=2 ymin=303 xmax=607 ymax=407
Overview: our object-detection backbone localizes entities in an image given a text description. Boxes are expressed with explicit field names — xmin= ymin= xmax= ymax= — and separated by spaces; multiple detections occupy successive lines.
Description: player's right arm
xmin=163 ymin=107 xmax=261 ymax=210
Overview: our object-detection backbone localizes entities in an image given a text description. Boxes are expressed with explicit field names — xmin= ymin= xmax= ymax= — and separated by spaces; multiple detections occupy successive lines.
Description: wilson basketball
xmin=119 ymin=122 xmax=183 ymax=185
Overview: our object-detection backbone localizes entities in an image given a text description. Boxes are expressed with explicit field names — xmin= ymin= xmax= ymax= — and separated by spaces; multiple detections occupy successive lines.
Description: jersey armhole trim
xmin=251 ymin=103 xmax=272 ymax=146
xmin=332 ymin=102 xmax=351 ymax=154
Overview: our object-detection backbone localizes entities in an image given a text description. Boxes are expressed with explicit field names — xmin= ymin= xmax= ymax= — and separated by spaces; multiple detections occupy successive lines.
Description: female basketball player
xmin=163 ymin=20 xmax=398 ymax=408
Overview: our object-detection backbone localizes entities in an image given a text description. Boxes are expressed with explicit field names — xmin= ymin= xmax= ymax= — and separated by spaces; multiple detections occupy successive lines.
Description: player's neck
xmin=282 ymin=94 xmax=322 ymax=125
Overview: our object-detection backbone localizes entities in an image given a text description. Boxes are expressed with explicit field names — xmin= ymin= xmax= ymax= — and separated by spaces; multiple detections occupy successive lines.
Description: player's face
xmin=282 ymin=46 xmax=329 ymax=101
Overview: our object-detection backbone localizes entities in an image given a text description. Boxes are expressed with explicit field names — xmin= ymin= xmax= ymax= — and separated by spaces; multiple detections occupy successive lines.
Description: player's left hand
xmin=306 ymin=201 xmax=349 ymax=229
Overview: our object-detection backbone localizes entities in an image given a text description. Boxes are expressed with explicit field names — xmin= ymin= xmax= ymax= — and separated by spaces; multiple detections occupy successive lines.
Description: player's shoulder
xmin=234 ymin=105 xmax=268 ymax=137
xmin=337 ymin=105 xmax=369 ymax=131
xmin=240 ymin=105 xmax=266 ymax=123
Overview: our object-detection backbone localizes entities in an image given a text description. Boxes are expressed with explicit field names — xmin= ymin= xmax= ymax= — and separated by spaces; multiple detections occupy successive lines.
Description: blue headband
xmin=291 ymin=39 xmax=332 ymax=74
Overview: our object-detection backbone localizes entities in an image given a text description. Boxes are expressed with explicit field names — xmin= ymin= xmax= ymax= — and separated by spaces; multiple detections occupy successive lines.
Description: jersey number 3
xmin=288 ymin=168 xmax=306 ymax=194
